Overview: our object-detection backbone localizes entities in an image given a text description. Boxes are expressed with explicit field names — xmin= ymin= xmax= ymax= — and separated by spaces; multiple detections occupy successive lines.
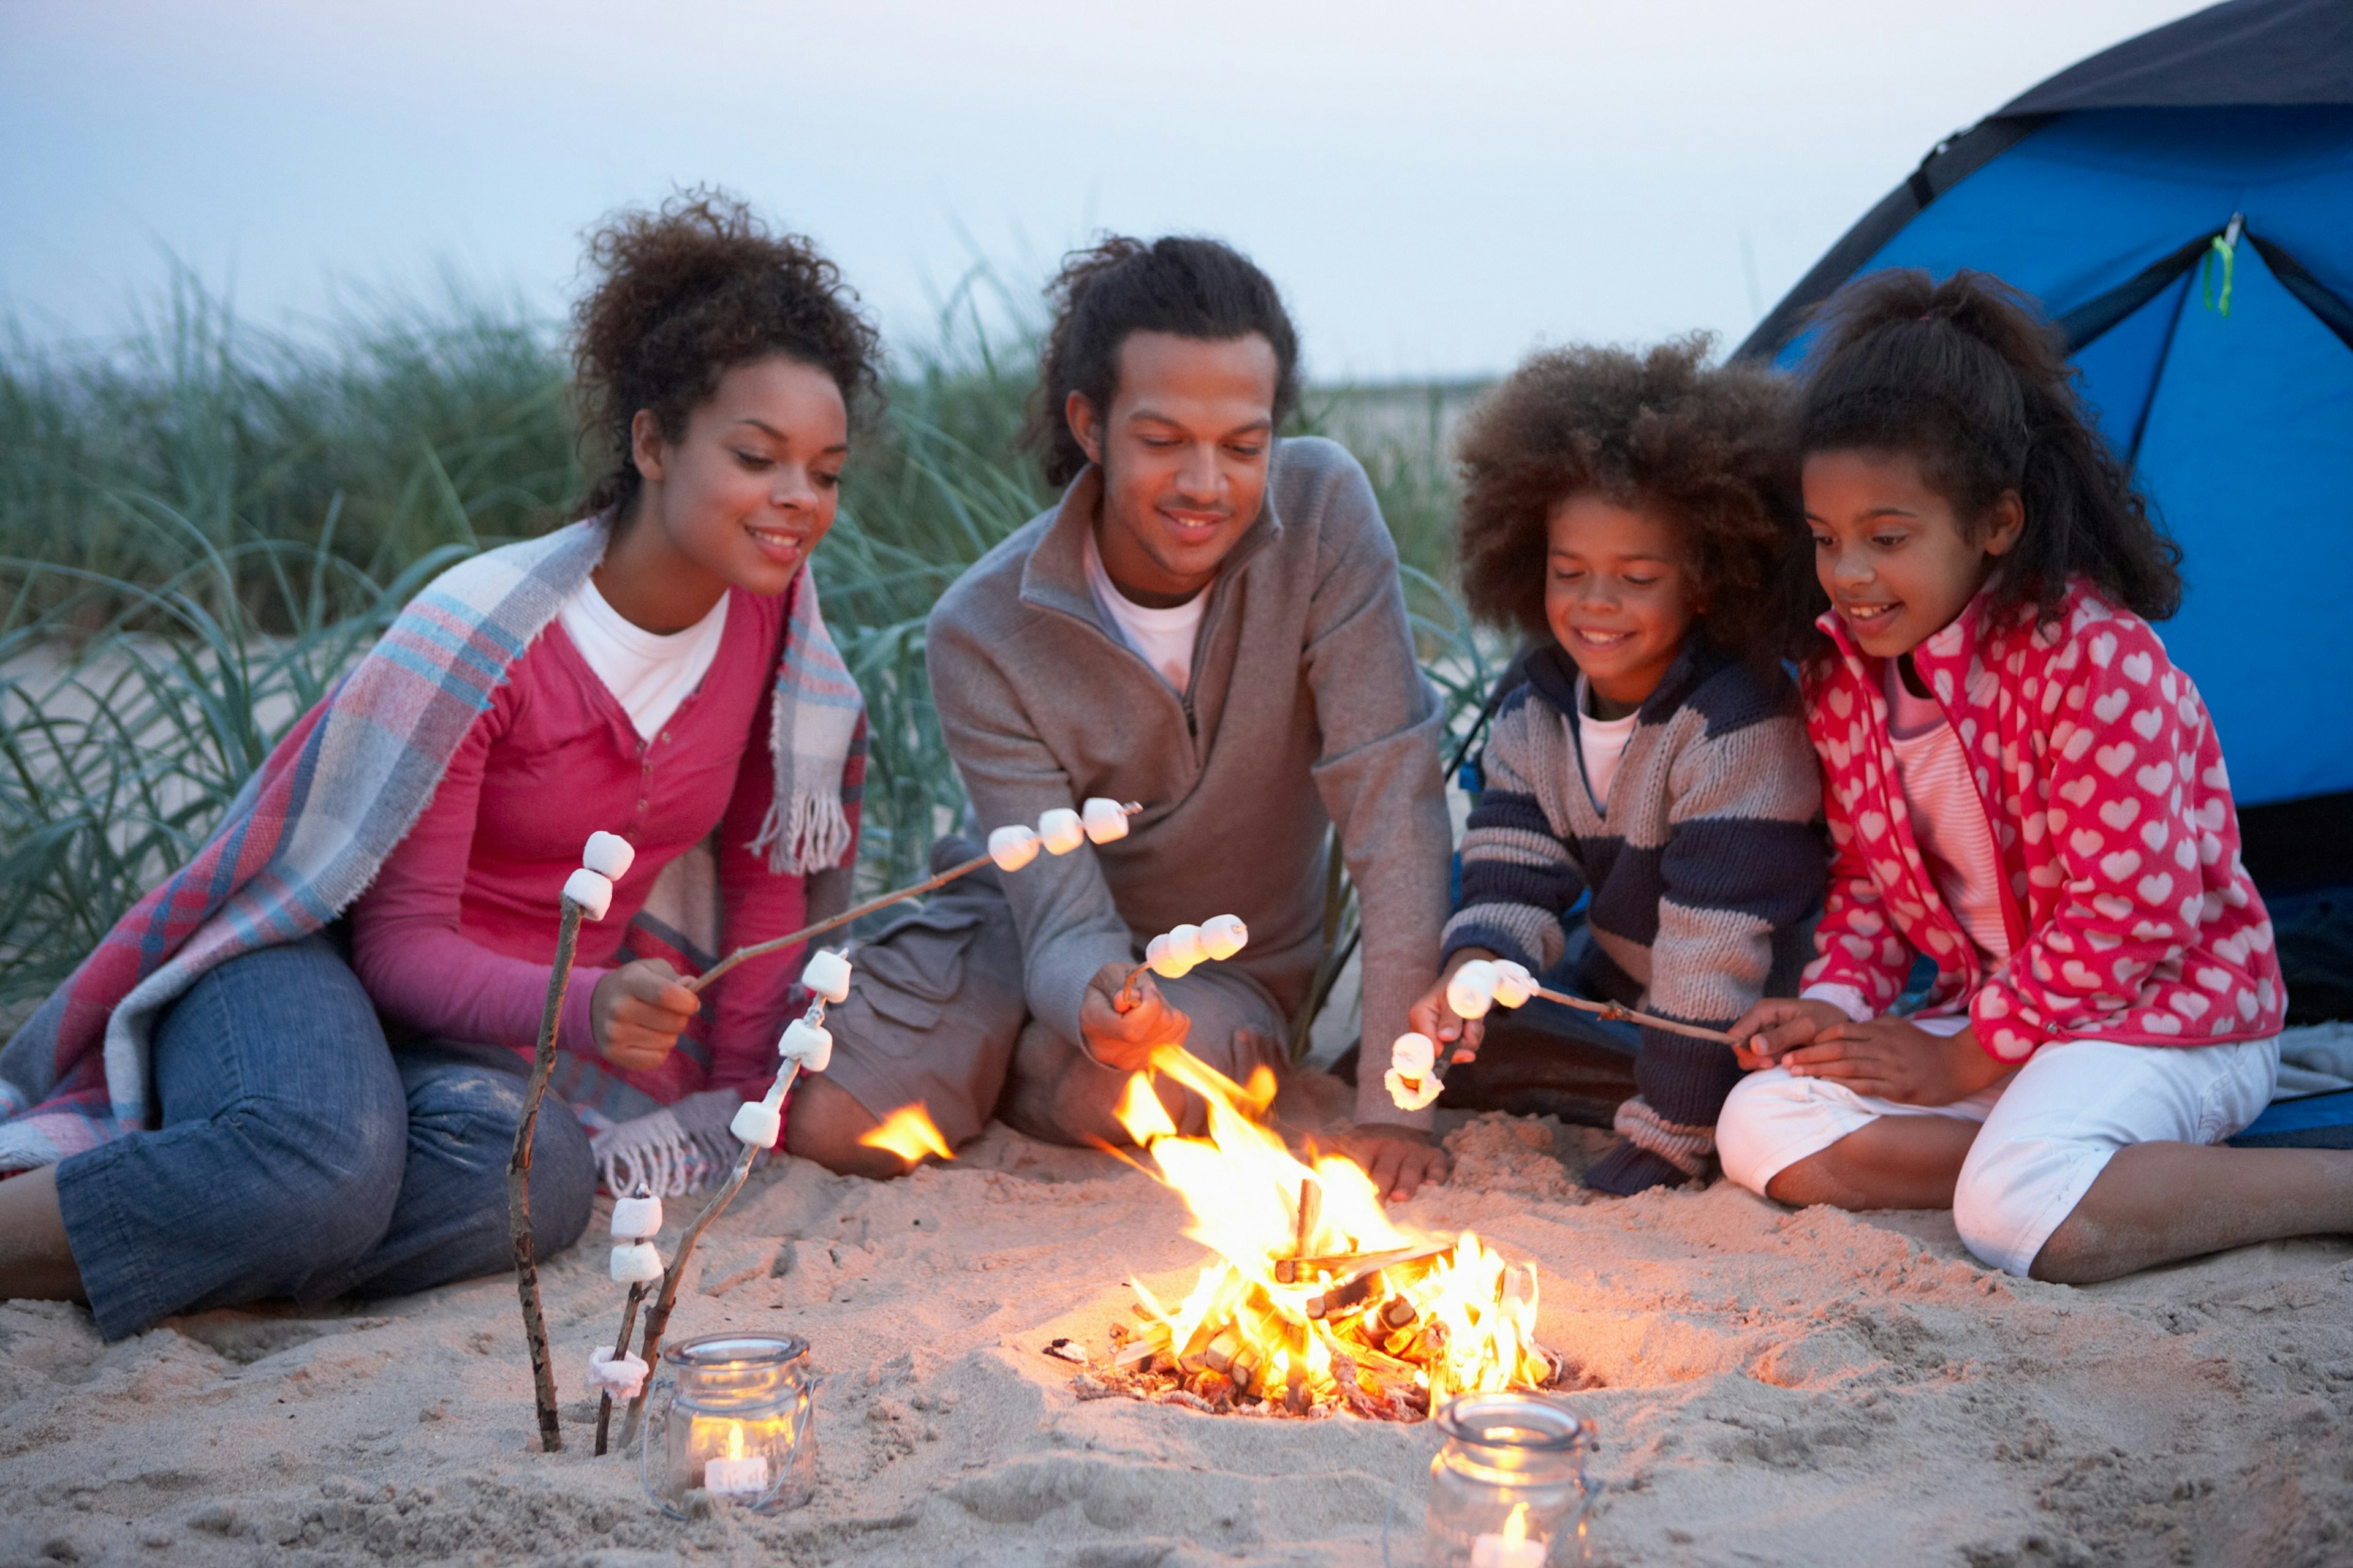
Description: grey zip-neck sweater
xmin=925 ymin=436 xmax=1452 ymax=1127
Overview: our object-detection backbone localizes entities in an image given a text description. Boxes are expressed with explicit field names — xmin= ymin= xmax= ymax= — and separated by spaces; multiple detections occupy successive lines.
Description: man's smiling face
xmin=1069 ymin=330 xmax=1278 ymax=608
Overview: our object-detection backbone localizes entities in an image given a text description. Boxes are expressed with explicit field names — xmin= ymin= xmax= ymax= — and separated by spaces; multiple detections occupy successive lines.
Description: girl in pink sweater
xmin=1720 ymin=270 xmax=2349 ymax=1284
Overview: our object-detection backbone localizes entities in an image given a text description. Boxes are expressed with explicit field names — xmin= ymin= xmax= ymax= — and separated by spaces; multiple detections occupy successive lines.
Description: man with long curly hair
xmin=787 ymin=236 xmax=1455 ymax=1198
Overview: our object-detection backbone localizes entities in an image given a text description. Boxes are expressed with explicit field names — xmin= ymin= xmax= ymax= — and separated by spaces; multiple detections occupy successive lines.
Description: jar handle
xmin=1559 ymin=1471 xmax=1603 ymax=1566
xmin=637 ymin=1371 xmax=676 ymax=1517
xmin=750 ymin=1376 xmax=816 ymax=1511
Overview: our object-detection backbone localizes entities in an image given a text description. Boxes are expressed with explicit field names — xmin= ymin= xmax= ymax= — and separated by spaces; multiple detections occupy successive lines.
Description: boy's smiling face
xmin=1544 ymin=492 xmax=1696 ymax=713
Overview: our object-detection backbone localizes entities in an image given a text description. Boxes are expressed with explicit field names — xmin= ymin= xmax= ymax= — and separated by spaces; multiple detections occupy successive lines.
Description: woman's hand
xmin=1780 ymin=1018 xmax=2012 ymax=1106
xmin=591 ymin=959 xmax=701 ymax=1072
xmin=1730 ymin=998 xmax=1853 ymax=1070
xmin=1408 ymin=949 xmax=1497 ymax=1066
xmin=1078 ymin=961 xmax=1191 ymax=1074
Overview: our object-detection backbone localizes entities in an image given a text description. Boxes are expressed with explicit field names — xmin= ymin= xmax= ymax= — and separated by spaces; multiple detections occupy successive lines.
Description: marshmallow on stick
xmin=1118 ymin=914 xmax=1249 ymax=1009
xmin=684 ymin=800 xmax=1142 ymax=996
xmin=591 ymin=1178 xmax=661 ymax=1455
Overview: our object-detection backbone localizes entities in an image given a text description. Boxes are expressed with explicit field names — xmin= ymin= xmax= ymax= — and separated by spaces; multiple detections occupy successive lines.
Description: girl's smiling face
xmin=1804 ymin=449 xmax=2023 ymax=658
xmin=1544 ymin=493 xmax=1696 ymax=711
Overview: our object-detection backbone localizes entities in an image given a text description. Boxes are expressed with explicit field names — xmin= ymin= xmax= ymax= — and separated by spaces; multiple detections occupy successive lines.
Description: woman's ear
xmin=629 ymin=409 xmax=669 ymax=486
xmin=1064 ymin=391 xmax=1105 ymax=469
xmin=1982 ymin=490 xmax=2026 ymax=558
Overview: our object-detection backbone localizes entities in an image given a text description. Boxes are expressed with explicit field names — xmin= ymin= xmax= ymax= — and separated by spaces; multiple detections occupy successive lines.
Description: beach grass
xmin=0 ymin=274 xmax=1493 ymax=1020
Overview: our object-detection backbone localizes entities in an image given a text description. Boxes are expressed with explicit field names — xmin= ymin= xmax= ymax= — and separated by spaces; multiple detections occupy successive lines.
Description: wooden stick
xmin=681 ymin=853 xmax=993 ymax=994
xmin=592 ymin=1279 xmax=648 ymax=1458
xmin=618 ymin=1061 xmax=802 ymax=1448
xmin=1522 ymin=983 xmax=1738 ymax=1046
xmin=509 ymin=898 xmax=582 ymax=1454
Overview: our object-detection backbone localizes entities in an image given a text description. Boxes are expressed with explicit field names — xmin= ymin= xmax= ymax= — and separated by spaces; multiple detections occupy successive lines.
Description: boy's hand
xmin=1408 ymin=949 xmax=1498 ymax=1066
xmin=1335 ymin=1123 xmax=1450 ymax=1203
xmin=1781 ymin=1018 xmax=2012 ymax=1106
xmin=1731 ymin=998 xmax=1852 ymax=1069
xmin=592 ymin=959 xmax=700 ymax=1072
xmin=1079 ymin=961 xmax=1191 ymax=1073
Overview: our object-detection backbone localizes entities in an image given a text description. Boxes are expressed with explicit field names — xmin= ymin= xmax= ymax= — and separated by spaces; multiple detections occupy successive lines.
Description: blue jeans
xmin=54 ymin=936 xmax=595 ymax=1341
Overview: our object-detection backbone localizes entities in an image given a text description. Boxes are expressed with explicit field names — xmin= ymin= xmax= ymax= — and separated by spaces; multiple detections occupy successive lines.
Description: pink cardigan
xmin=1802 ymin=578 xmax=2284 ymax=1064
xmin=350 ymin=585 xmax=809 ymax=1102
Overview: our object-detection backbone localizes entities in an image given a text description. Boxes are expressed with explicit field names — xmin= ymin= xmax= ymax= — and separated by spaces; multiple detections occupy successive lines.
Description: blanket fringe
xmin=591 ymin=1091 xmax=750 ymax=1196
xmin=751 ymin=785 xmax=853 ymax=879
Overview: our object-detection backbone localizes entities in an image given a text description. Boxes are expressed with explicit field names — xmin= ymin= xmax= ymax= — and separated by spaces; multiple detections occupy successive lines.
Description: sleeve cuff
xmin=1800 ymin=982 xmax=1873 ymax=1025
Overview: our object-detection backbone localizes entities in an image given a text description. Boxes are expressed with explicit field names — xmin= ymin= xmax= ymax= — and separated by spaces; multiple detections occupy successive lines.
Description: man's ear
xmin=1982 ymin=490 xmax=2026 ymax=557
xmin=629 ymin=409 xmax=668 ymax=486
xmin=1064 ymin=391 xmax=1105 ymax=469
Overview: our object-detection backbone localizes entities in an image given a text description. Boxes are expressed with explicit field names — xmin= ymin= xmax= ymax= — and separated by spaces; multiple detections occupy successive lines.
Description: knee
xmin=1713 ymin=1070 xmax=1794 ymax=1197
xmin=784 ymin=1078 xmax=906 ymax=1180
xmin=409 ymin=1070 xmax=595 ymax=1256
xmin=1950 ymin=1150 xmax=2035 ymax=1276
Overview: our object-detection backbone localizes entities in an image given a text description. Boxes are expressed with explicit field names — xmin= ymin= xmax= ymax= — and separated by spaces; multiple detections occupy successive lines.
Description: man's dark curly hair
xmin=1798 ymin=268 xmax=2183 ymax=625
xmin=1455 ymin=336 xmax=1808 ymax=665
xmin=572 ymin=190 xmax=884 ymax=515
xmin=1019 ymin=235 xmax=1300 ymax=488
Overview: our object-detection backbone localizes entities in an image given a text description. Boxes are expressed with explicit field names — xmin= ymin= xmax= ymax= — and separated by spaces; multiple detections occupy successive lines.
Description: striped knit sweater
xmin=1444 ymin=638 xmax=1824 ymax=1180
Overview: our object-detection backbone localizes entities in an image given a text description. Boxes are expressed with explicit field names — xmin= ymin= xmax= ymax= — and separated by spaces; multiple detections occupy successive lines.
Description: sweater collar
xmin=1018 ymin=449 xmax=1285 ymax=626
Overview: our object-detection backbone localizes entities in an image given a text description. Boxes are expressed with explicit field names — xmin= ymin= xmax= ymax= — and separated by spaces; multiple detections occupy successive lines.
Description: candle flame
xmin=1503 ymin=1502 xmax=1528 ymax=1543
xmin=726 ymin=1423 xmax=745 ymax=1462
xmin=857 ymin=1102 xmax=954 ymax=1165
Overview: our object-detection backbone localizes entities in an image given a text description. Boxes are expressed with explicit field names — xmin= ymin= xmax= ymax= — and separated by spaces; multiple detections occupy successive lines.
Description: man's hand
xmin=1730 ymin=997 xmax=1853 ymax=1070
xmin=591 ymin=959 xmax=700 ymax=1072
xmin=1078 ymin=961 xmax=1191 ymax=1074
xmin=1408 ymin=949 xmax=1496 ymax=1066
xmin=1781 ymin=1018 xmax=2013 ymax=1106
xmin=1336 ymin=1124 xmax=1449 ymax=1203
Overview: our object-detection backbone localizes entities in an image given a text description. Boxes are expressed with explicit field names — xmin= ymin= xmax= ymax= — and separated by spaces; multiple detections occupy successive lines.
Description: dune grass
xmin=0 ymin=274 xmax=1495 ymax=1028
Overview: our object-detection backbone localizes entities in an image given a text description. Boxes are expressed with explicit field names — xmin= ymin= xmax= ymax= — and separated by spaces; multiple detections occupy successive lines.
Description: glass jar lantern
xmin=640 ymin=1333 xmax=818 ymax=1517
xmin=1423 ymin=1393 xmax=1598 ymax=1567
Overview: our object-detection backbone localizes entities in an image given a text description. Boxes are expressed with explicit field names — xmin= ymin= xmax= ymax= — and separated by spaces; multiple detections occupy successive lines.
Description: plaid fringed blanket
xmin=0 ymin=515 xmax=863 ymax=1174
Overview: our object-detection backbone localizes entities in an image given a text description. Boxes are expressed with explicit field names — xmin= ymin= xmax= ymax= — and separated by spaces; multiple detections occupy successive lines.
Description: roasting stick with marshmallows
xmin=683 ymin=797 xmax=1139 ymax=995
xmin=1384 ymin=957 xmax=1738 ymax=1112
xmin=1115 ymin=913 xmax=1251 ymax=1009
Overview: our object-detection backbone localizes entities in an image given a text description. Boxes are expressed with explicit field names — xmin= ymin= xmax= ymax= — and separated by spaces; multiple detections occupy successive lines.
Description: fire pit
xmin=1072 ymin=1047 xmax=1564 ymax=1420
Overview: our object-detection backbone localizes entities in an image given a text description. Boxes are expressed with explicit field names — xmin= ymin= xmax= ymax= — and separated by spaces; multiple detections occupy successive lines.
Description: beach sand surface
xmin=2 ymin=1074 xmax=2349 ymax=1567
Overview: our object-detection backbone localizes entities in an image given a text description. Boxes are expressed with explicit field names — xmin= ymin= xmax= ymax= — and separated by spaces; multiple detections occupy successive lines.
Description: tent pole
xmin=2123 ymin=270 xmax=2198 ymax=476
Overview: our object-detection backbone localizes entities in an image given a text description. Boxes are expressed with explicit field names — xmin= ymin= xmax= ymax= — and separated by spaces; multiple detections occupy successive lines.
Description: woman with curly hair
xmin=1411 ymin=338 xmax=1825 ymax=1194
xmin=0 ymin=192 xmax=876 ymax=1337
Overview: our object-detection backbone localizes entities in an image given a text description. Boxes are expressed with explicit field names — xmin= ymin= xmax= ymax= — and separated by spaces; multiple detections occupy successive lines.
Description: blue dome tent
xmin=1735 ymin=0 xmax=2353 ymax=899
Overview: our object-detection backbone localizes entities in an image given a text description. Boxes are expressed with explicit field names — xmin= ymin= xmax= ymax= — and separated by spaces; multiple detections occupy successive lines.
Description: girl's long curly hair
xmin=572 ymin=191 xmax=883 ymax=516
xmin=1454 ymin=336 xmax=1809 ymax=667
xmin=1797 ymin=268 xmax=2183 ymax=624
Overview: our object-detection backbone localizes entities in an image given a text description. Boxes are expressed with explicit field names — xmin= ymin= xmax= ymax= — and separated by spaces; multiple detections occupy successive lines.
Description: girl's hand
xmin=1409 ymin=949 xmax=1496 ymax=1066
xmin=1780 ymin=1018 xmax=2012 ymax=1106
xmin=1732 ymin=998 xmax=1851 ymax=1069
xmin=592 ymin=959 xmax=701 ymax=1072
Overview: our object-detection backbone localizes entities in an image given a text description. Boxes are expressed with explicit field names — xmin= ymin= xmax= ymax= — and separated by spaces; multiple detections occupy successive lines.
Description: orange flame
xmin=857 ymin=1102 xmax=954 ymax=1165
xmin=1111 ymin=1045 xmax=1550 ymax=1412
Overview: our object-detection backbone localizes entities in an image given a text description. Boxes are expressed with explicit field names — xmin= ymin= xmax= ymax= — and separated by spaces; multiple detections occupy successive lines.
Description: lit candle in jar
xmin=1469 ymin=1504 xmax=1547 ymax=1568
xmin=703 ymin=1423 xmax=770 ymax=1497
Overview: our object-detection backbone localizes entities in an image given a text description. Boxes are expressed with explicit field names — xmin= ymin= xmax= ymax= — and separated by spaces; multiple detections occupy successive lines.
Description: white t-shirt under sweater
xmin=1084 ymin=528 xmax=1207 ymax=696
xmin=556 ymin=577 xmax=729 ymax=742
xmin=1805 ymin=659 xmax=2011 ymax=1031
xmin=1570 ymin=675 xmax=1641 ymax=812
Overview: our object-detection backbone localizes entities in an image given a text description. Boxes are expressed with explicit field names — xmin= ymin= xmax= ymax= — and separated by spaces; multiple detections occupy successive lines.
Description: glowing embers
xmin=1083 ymin=1047 xmax=1559 ymax=1420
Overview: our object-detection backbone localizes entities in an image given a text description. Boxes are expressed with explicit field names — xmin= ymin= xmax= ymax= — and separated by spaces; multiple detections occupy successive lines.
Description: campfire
xmin=1077 ymin=1047 xmax=1561 ymax=1421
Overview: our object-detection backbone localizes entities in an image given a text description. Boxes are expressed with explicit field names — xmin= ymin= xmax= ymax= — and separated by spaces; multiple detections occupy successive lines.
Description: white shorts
xmin=1716 ymin=1034 xmax=2281 ymax=1276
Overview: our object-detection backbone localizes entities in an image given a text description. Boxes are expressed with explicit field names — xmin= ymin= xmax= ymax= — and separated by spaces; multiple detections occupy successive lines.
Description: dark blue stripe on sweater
xmin=1464 ymin=790 xmax=1552 ymax=838
xmin=1442 ymin=919 xmax=1547 ymax=972
xmin=1458 ymin=858 xmax=1585 ymax=917
xmin=1659 ymin=817 xmax=1828 ymax=925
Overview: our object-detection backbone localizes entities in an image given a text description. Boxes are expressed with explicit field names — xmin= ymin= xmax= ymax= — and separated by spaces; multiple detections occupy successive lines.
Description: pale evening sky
xmin=1 ymin=0 xmax=2211 ymax=379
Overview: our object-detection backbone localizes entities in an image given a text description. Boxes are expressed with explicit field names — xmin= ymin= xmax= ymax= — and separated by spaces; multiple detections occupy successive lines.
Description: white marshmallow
xmin=1038 ymin=808 xmax=1086 ymax=856
xmin=586 ymin=1346 xmax=650 ymax=1399
xmin=1446 ymin=960 xmax=1499 ymax=1020
xmin=1491 ymin=960 xmax=1535 ymax=1010
xmin=1145 ymin=933 xmax=1193 ymax=980
xmin=609 ymin=1192 xmax=664 ymax=1241
xmin=731 ymin=1098 xmax=782 ymax=1149
xmin=988 ymin=824 xmax=1041 ymax=873
xmin=1081 ymin=797 xmax=1130 ymax=844
xmin=1390 ymin=1031 xmax=1437 ymax=1077
xmin=610 ymin=1241 xmax=665 ymax=1283
xmin=1384 ymin=1068 xmax=1444 ymax=1113
xmin=1198 ymin=914 xmax=1249 ymax=961
xmin=1166 ymin=925 xmax=1208 ymax=966
xmin=800 ymin=948 xmax=853 ymax=1006
xmin=778 ymin=1018 xmax=833 ymax=1072
xmin=582 ymin=831 xmax=635 ymax=881
xmin=563 ymin=868 xmax=615 ymax=921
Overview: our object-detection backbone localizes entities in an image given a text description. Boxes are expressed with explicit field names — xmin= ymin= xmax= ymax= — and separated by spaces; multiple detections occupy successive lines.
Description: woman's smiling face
xmin=1544 ymin=492 xmax=1696 ymax=711
xmin=1803 ymin=448 xmax=2022 ymax=658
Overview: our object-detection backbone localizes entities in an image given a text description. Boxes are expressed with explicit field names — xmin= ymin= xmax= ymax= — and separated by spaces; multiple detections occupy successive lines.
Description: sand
xmin=2 ymin=1072 xmax=2349 ymax=1568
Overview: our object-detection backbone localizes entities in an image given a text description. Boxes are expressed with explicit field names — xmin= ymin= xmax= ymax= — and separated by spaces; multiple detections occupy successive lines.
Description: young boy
xmin=1412 ymin=339 xmax=1824 ymax=1194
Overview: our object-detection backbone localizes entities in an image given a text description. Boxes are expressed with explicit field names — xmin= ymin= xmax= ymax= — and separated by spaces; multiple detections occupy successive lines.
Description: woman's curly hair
xmin=572 ymin=190 xmax=884 ymax=515
xmin=1454 ymin=336 xmax=1809 ymax=666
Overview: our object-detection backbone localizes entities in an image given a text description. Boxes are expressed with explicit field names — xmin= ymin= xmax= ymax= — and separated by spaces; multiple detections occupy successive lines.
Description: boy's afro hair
xmin=1454 ymin=335 xmax=1810 ymax=665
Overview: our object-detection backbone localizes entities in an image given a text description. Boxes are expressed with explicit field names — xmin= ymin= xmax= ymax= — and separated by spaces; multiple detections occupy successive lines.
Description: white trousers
xmin=1716 ymin=1035 xmax=2281 ymax=1276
